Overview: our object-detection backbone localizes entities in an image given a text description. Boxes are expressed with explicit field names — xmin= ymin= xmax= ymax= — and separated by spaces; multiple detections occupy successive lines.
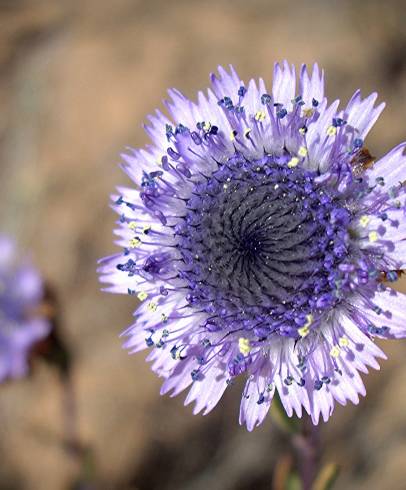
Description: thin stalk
xmin=292 ymin=415 xmax=320 ymax=490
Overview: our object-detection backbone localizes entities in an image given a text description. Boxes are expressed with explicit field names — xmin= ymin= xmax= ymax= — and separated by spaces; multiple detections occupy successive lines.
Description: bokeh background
xmin=1 ymin=0 xmax=406 ymax=489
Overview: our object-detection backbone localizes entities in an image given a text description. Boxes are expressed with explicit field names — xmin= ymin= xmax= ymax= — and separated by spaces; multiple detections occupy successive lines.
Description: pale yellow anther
xmin=298 ymin=325 xmax=310 ymax=337
xmin=137 ymin=291 xmax=148 ymax=301
xmin=147 ymin=301 xmax=157 ymax=312
xmin=302 ymin=108 xmax=314 ymax=118
xmin=244 ymin=128 xmax=252 ymax=137
xmin=142 ymin=224 xmax=151 ymax=234
xmin=128 ymin=221 xmax=137 ymax=230
xmin=339 ymin=336 xmax=349 ymax=347
xmin=359 ymin=215 xmax=370 ymax=228
xmin=129 ymin=237 xmax=141 ymax=248
xmin=299 ymin=127 xmax=307 ymax=135
xmin=327 ymin=126 xmax=337 ymax=137
xmin=368 ymin=231 xmax=378 ymax=243
xmin=330 ymin=345 xmax=341 ymax=358
xmin=238 ymin=337 xmax=251 ymax=356
xmin=298 ymin=314 xmax=313 ymax=337
xmin=288 ymin=157 xmax=300 ymax=168
xmin=298 ymin=146 xmax=308 ymax=157
xmin=304 ymin=314 xmax=313 ymax=328
xmin=203 ymin=121 xmax=211 ymax=131
xmin=161 ymin=313 xmax=168 ymax=323
xmin=230 ymin=130 xmax=236 ymax=141
xmin=255 ymin=110 xmax=266 ymax=122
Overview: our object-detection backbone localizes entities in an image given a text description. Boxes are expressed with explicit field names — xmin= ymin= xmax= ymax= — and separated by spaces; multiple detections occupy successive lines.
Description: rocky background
xmin=1 ymin=0 xmax=406 ymax=489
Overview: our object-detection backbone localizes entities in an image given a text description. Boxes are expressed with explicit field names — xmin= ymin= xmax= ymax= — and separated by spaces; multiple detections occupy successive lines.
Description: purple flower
xmin=99 ymin=63 xmax=406 ymax=430
xmin=0 ymin=235 xmax=50 ymax=381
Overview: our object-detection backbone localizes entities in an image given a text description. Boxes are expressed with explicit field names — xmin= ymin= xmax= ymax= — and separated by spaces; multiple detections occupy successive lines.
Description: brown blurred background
xmin=1 ymin=0 xmax=406 ymax=489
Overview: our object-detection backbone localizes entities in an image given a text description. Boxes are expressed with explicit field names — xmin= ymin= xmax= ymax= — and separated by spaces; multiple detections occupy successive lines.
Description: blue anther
xmin=276 ymin=108 xmax=287 ymax=119
xmin=165 ymin=124 xmax=174 ymax=141
xmin=145 ymin=337 xmax=154 ymax=347
xmin=314 ymin=379 xmax=323 ymax=391
xmin=386 ymin=270 xmax=399 ymax=282
xmin=191 ymin=369 xmax=201 ymax=381
xmin=223 ymin=96 xmax=233 ymax=109
xmin=257 ymin=393 xmax=265 ymax=405
xmin=238 ymin=86 xmax=247 ymax=97
xmin=332 ymin=117 xmax=346 ymax=127
xmin=175 ymin=123 xmax=188 ymax=135
xmin=261 ymin=93 xmax=272 ymax=105
xmin=284 ymin=376 xmax=293 ymax=386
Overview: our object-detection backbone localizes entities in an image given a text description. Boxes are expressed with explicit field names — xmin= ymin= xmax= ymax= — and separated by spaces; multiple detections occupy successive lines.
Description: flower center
xmin=175 ymin=152 xmax=352 ymax=339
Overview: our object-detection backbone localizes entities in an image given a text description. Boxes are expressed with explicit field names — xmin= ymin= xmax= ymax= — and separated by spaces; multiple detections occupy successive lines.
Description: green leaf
xmin=286 ymin=472 xmax=302 ymax=490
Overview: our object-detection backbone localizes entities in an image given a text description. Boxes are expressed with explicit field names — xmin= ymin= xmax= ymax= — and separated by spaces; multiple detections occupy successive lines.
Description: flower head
xmin=99 ymin=63 xmax=406 ymax=429
xmin=0 ymin=235 xmax=50 ymax=381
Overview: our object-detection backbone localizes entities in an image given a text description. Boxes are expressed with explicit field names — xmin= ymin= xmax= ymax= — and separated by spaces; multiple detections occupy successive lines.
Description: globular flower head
xmin=99 ymin=63 xmax=406 ymax=429
xmin=0 ymin=235 xmax=50 ymax=381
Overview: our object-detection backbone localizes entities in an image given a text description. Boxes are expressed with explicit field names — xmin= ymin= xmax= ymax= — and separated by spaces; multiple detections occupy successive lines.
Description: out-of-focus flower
xmin=99 ymin=63 xmax=406 ymax=429
xmin=0 ymin=235 xmax=50 ymax=381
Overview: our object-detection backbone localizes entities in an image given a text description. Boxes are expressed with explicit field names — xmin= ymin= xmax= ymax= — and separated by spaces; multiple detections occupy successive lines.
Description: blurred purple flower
xmin=0 ymin=235 xmax=50 ymax=381
xmin=99 ymin=63 xmax=406 ymax=429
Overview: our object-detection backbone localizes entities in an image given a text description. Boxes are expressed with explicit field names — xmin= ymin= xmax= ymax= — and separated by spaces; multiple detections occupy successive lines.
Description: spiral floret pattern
xmin=100 ymin=63 xmax=406 ymax=429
